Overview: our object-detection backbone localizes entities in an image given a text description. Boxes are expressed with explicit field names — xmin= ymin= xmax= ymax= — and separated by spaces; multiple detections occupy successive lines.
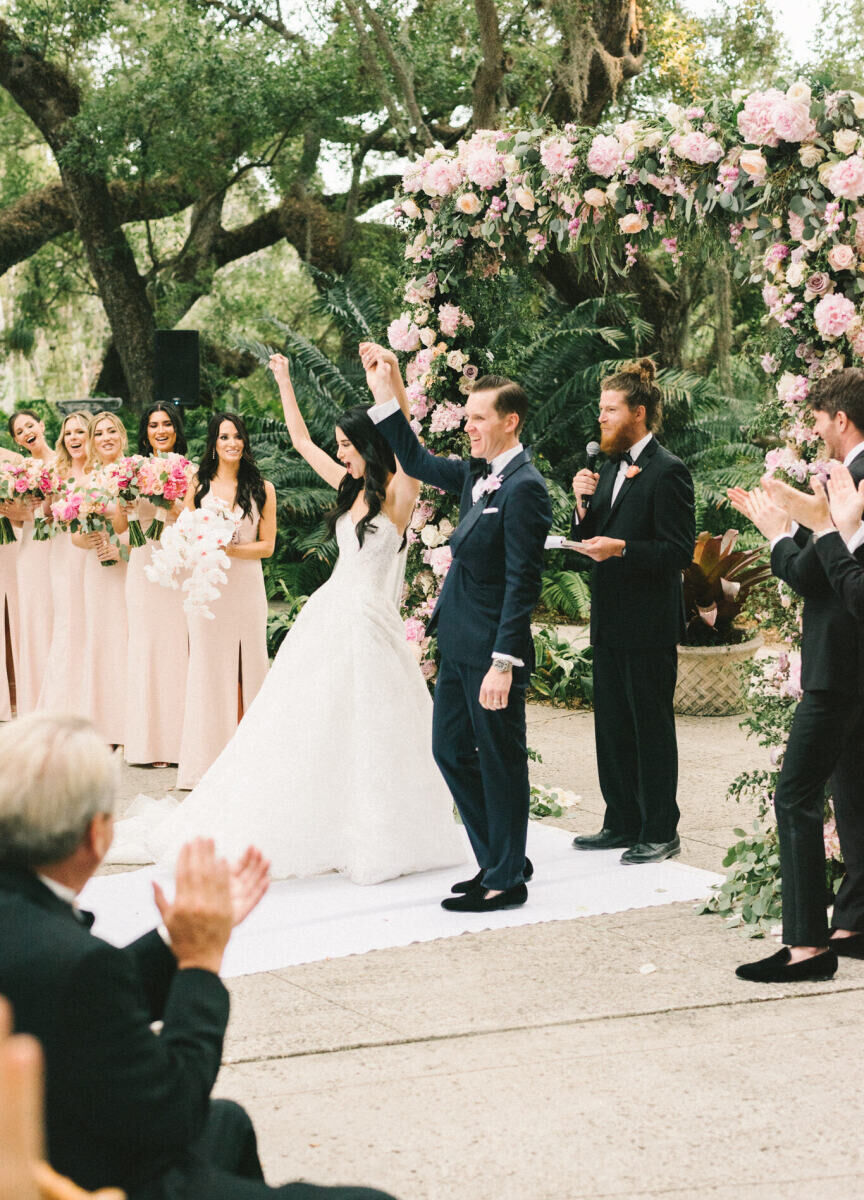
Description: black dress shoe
xmin=451 ymin=857 xmax=533 ymax=894
xmin=736 ymin=946 xmax=838 ymax=983
xmin=572 ymin=829 xmax=636 ymax=851
xmin=830 ymin=933 xmax=864 ymax=959
xmin=620 ymin=835 xmax=681 ymax=864
xmin=441 ymin=883 xmax=528 ymax=912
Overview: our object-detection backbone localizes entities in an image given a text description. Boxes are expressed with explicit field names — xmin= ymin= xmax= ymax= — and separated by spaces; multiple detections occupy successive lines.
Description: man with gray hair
xmin=0 ymin=714 xmax=398 ymax=1200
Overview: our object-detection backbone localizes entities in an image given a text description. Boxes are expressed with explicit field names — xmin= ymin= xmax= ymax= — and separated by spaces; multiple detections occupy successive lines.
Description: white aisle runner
xmin=82 ymin=824 xmax=722 ymax=978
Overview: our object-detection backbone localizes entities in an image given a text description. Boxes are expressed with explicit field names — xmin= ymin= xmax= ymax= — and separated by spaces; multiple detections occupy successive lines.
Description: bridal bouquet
xmin=137 ymin=453 xmax=196 ymax=539
xmin=50 ymin=481 xmax=121 ymax=566
xmin=5 ymin=459 xmax=59 ymax=540
xmin=102 ymin=454 xmax=147 ymax=546
xmin=144 ymin=502 xmax=239 ymax=618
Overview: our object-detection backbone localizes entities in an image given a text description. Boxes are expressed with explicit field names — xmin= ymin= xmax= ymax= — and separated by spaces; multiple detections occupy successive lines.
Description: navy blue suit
xmin=376 ymin=409 xmax=552 ymax=889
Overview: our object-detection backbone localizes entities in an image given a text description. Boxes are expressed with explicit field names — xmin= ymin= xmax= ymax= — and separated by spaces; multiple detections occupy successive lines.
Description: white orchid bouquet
xmin=144 ymin=501 xmax=239 ymax=619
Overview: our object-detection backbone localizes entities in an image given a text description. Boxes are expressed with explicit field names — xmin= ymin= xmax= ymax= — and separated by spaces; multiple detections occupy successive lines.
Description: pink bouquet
xmin=137 ymin=453 xmax=196 ymax=539
xmin=102 ymin=454 xmax=147 ymax=547
xmin=0 ymin=461 xmax=20 ymax=544
xmin=51 ymin=481 xmax=121 ymax=566
xmin=7 ymin=459 xmax=60 ymax=540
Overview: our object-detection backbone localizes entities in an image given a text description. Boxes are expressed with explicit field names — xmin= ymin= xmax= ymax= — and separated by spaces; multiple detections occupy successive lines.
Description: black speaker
xmin=154 ymin=330 xmax=200 ymax=408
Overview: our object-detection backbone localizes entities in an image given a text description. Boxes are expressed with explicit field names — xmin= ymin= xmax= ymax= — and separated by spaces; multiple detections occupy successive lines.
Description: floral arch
xmin=384 ymin=80 xmax=864 ymax=924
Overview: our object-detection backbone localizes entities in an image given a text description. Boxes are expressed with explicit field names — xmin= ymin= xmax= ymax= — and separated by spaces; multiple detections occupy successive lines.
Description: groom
xmin=361 ymin=344 xmax=552 ymax=913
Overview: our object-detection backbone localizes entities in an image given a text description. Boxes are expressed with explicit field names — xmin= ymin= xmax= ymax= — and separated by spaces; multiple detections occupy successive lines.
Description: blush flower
xmin=827 ymin=155 xmax=864 ymax=201
xmin=586 ymin=134 xmax=622 ymax=177
xmin=813 ymin=292 xmax=858 ymax=340
xmin=827 ymin=243 xmax=856 ymax=271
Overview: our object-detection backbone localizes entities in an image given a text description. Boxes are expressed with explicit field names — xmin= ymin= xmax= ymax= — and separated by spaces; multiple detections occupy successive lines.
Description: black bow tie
xmin=612 ymin=451 xmax=634 ymax=466
xmin=470 ymin=457 xmax=491 ymax=479
xmin=75 ymin=907 xmax=96 ymax=929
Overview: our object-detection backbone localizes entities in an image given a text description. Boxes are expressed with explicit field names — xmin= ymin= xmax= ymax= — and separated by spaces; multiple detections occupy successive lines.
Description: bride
xmin=113 ymin=353 xmax=466 ymax=885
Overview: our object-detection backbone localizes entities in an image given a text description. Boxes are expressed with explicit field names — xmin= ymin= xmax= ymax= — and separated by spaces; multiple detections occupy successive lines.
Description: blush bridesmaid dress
xmin=0 ymin=532 xmax=19 ymax=720
xmin=123 ymin=497 xmax=189 ymax=765
xmin=176 ymin=495 xmax=269 ymax=789
xmin=36 ymin=530 xmax=87 ymax=712
xmin=80 ymin=527 xmax=128 ymax=745
xmin=15 ymin=517 xmax=54 ymax=715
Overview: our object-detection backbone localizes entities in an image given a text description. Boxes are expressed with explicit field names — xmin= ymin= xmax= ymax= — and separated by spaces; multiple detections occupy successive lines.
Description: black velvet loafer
xmin=450 ymin=857 xmax=533 ymax=894
xmin=441 ymin=883 xmax=528 ymax=912
xmin=735 ymin=946 xmax=838 ymax=983
xmin=830 ymin=933 xmax=864 ymax=959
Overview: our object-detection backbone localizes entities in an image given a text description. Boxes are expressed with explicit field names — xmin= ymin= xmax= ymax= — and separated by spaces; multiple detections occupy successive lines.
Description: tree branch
xmin=472 ymin=0 xmax=510 ymax=130
xmin=358 ymin=0 xmax=433 ymax=146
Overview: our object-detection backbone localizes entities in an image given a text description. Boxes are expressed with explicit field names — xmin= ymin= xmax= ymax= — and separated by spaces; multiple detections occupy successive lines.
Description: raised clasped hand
xmin=727 ymin=483 xmax=791 ymax=541
xmin=762 ymin=472 xmax=831 ymax=532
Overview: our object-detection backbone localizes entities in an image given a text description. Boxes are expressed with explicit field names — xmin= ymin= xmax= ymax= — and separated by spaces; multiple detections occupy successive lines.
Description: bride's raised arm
xmin=359 ymin=342 xmax=411 ymax=421
xmin=268 ymin=354 xmax=346 ymax=490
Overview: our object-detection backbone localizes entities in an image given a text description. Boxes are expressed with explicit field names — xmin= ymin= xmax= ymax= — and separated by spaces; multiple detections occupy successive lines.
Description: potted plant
xmin=675 ymin=530 xmax=773 ymax=716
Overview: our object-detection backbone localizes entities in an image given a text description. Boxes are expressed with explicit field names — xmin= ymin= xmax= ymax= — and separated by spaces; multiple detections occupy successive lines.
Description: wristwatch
xmin=492 ymin=657 xmax=513 ymax=673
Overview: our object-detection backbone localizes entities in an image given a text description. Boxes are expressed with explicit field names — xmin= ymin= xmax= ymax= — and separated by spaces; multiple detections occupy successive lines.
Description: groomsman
xmin=360 ymin=343 xmax=552 ymax=914
xmin=566 ymin=359 xmax=695 ymax=864
xmin=729 ymin=367 xmax=864 ymax=983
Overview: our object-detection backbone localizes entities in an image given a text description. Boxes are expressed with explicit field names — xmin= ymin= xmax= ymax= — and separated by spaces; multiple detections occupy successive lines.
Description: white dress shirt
xmin=611 ymin=431 xmax=653 ymax=505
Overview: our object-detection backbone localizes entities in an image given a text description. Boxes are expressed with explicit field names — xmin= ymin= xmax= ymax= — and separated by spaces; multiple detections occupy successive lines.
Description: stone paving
xmin=113 ymin=706 xmax=864 ymax=1200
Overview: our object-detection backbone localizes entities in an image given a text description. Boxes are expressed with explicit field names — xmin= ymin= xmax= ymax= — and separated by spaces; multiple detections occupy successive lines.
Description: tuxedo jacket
xmin=0 ymin=868 xmax=229 ymax=1197
xmin=814 ymin=530 xmax=864 ymax=622
xmin=771 ymin=454 xmax=864 ymax=696
xmin=569 ymin=438 xmax=695 ymax=649
xmin=376 ymin=410 xmax=552 ymax=670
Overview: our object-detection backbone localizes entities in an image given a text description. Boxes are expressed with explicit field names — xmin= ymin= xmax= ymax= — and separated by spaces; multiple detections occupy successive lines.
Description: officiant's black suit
xmin=569 ymin=438 xmax=695 ymax=843
xmin=0 ymin=867 xmax=394 ymax=1200
xmin=769 ymin=452 xmax=864 ymax=945
xmin=375 ymin=409 xmax=552 ymax=890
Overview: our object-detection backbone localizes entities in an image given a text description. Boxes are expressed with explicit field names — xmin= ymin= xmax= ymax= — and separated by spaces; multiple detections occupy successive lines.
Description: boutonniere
xmin=625 ymin=464 xmax=642 ymax=479
xmin=477 ymin=474 xmax=503 ymax=496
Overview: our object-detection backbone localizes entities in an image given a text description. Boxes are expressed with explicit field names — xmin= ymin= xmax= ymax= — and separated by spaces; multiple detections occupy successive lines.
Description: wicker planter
xmin=674 ymin=634 xmax=763 ymax=717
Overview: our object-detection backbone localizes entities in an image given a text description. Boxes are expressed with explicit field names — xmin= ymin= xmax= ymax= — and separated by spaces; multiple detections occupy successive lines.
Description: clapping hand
xmin=825 ymin=463 xmax=864 ymax=541
xmin=727 ymin=484 xmax=792 ymax=541
xmin=228 ymin=846 xmax=270 ymax=927
xmin=762 ymin=473 xmax=832 ymax=532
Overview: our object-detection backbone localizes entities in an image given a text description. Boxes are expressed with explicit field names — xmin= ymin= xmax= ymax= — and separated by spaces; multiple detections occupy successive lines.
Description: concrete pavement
xmin=115 ymin=706 xmax=864 ymax=1200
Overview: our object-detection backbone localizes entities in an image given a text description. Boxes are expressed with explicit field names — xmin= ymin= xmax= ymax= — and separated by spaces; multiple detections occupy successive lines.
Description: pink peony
xmin=813 ymin=292 xmax=858 ymax=339
xmin=827 ymin=155 xmax=864 ymax=201
xmin=670 ymin=131 xmax=724 ymax=164
xmin=586 ymin=134 xmax=622 ymax=177
xmin=402 ymin=160 xmax=428 ymax=193
xmin=387 ymin=314 xmax=421 ymax=353
xmin=771 ymin=97 xmax=816 ymax=143
xmin=540 ymin=136 xmax=572 ymax=174
xmin=404 ymin=617 xmax=426 ymax=643
xmin=787 ymin=210 xmax=805 ymax=240
xmin=460 ymin=134 xmax=506 ymax=189
xmin=422 ymin=156 xmax=462 ymax=198
xmin=428 ymin=402 xmax=465 ymax=434
xmin=424 ymin=545 xmax=453 ymax=577
xmin=437 ymin=303 xmax=462 ymax=337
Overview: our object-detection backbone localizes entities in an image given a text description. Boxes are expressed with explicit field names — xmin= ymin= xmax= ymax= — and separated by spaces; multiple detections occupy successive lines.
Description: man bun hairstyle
xmin=602 ymin=357 xmax=663 ymax=431
xmin=470 ymin=374 xmax=529 ymax=435
xmin=809 ymin=367 xmax=864 ymax=434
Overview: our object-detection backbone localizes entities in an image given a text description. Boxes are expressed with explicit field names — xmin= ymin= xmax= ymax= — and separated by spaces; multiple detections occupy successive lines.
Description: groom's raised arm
xmin=369 ymin=399 xmax=468 ymax=496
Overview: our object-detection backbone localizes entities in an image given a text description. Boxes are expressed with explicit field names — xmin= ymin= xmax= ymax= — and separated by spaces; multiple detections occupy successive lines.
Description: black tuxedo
xmin=376 ymin=409 xmax=552 ymax=889
xmin=0 ymin=868 xmax=394 ymax=1200
xmin=570 ymin=438 xmax=695 ymax=842
xmin=768 ymin=451 xmax=864 ymax=945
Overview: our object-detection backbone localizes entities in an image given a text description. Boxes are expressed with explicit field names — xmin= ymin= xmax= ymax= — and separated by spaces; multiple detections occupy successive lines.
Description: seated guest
xmin=0 ymin=714 xmax=398 ymax=1200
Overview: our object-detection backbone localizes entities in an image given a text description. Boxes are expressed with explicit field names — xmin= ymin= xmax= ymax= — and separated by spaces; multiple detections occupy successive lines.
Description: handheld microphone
xmin=582 ymin=440 xmax=601 ymax=512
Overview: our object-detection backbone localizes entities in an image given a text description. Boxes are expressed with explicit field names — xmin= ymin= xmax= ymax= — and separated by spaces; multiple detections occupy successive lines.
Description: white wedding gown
xmin=111 ymin=512 xmax=467 ymax=884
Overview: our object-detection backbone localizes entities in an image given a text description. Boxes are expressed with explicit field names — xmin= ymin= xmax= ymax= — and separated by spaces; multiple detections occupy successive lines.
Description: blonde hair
xmin=0 ymin=714 xmax=118 ymax=868
xmin=54 ymin=411 xmax=92 ymax=478
xmin=87 ymin=411 xmax=128 ymax=469
xmin=601 ymin=357 xmax=663 ymax=430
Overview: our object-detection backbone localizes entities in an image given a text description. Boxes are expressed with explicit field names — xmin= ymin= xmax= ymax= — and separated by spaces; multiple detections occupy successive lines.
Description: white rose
xmin=439 ymin=518 xmax=454 ymax=538
xmin=739 ymin=149 xmax=768 ymax=180
xmin=456 ymin=192 xmax=482 ymax=215
xmin=852 ymin=92 xmax=864 ymax=120
xmin=413 ymin=307 xmax=430 ymax=326
xmin=618 ymin=212 xmax=648 ymax=234
xmin=401 ymin=197 xmax=421 ymax=220
xmin=643 ymin=130 xmax=664 ymax=149
xmin=786 ymin=81 xmax=812 ymax=106
xmin=420 ymin=524 xmax=443 ymax=548
xmin=423 ymin=208 xmax=436 ymax=224
xmin=419 ymin=327 xmax=436 ymax=347
xmin=834 ymin=128 xmax=860 ymax=156
xmin=665 ymin=103 xmax=683 ymax=127
xmin=799 ymin=144 xmax=825 ymax=168
xmin=513 ymin=186 xmax=536 ymax=210
xmin=606 ymin=181 xmax=622 ymax=203
xmin=503 ymin=154 xmax=519 ymax=173
xmin=583 ymin=187 xmax=607 ymax=207
xmin=446 ymin=349 xmax=467 ymax=370
xmin=785 ymin=261 xmax=806 ymax=287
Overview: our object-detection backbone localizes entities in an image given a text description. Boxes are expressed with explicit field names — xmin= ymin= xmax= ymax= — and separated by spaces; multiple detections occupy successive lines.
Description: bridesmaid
xmin=7 ymin=411 xmax=56 ymax=715
xmin=72 ymin=412 xmax=129 ymax=746
xmin=37 ymin=411 xmax=90 ymax=713
xmin=0 ymin=444 xmax=22 ymax=719
xmin=177 ymin=412 xmax=275 ymax=789
xmin=122 ymin=401 xmax=190 ymax=767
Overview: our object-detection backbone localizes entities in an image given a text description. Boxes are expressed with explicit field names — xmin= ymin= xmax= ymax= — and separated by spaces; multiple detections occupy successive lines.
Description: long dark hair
xmin=194 ymin=412 xmax=266 ymax=520
xmin=137 ymin=401 xmax=188 ymax=456
xmin=325 ymin=406 xmax=398 ymax=547
xmin=8 ymin=409 xmax=42 ymax=438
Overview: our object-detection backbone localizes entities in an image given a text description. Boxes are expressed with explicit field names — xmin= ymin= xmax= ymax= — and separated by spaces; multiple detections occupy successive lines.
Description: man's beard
xmin=599 ymin=428 xmax=631 ymax=455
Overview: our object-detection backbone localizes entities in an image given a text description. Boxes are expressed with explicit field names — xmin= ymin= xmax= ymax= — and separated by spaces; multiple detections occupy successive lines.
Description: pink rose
xmin=787 ymin=211 xmax=805 ymax=240
xmin=618 ymin=212 xmax=647 ymax=234
xmin=813 ymin=292 xmax=857 ymax=340
xmin=437 ymin=303 xmax=461 ymax=337
xmin=805 ymin=272 xmax=832 ymax=297
xmin=540 ymin=136 xmax=572 ymax=175
xmin=456 ymin=192 xmax=481 ymax=215
xmin=827 ymin=243 xmax=856 ymax=271
xmin=739 ymin=149 xmax=768 ymax=180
